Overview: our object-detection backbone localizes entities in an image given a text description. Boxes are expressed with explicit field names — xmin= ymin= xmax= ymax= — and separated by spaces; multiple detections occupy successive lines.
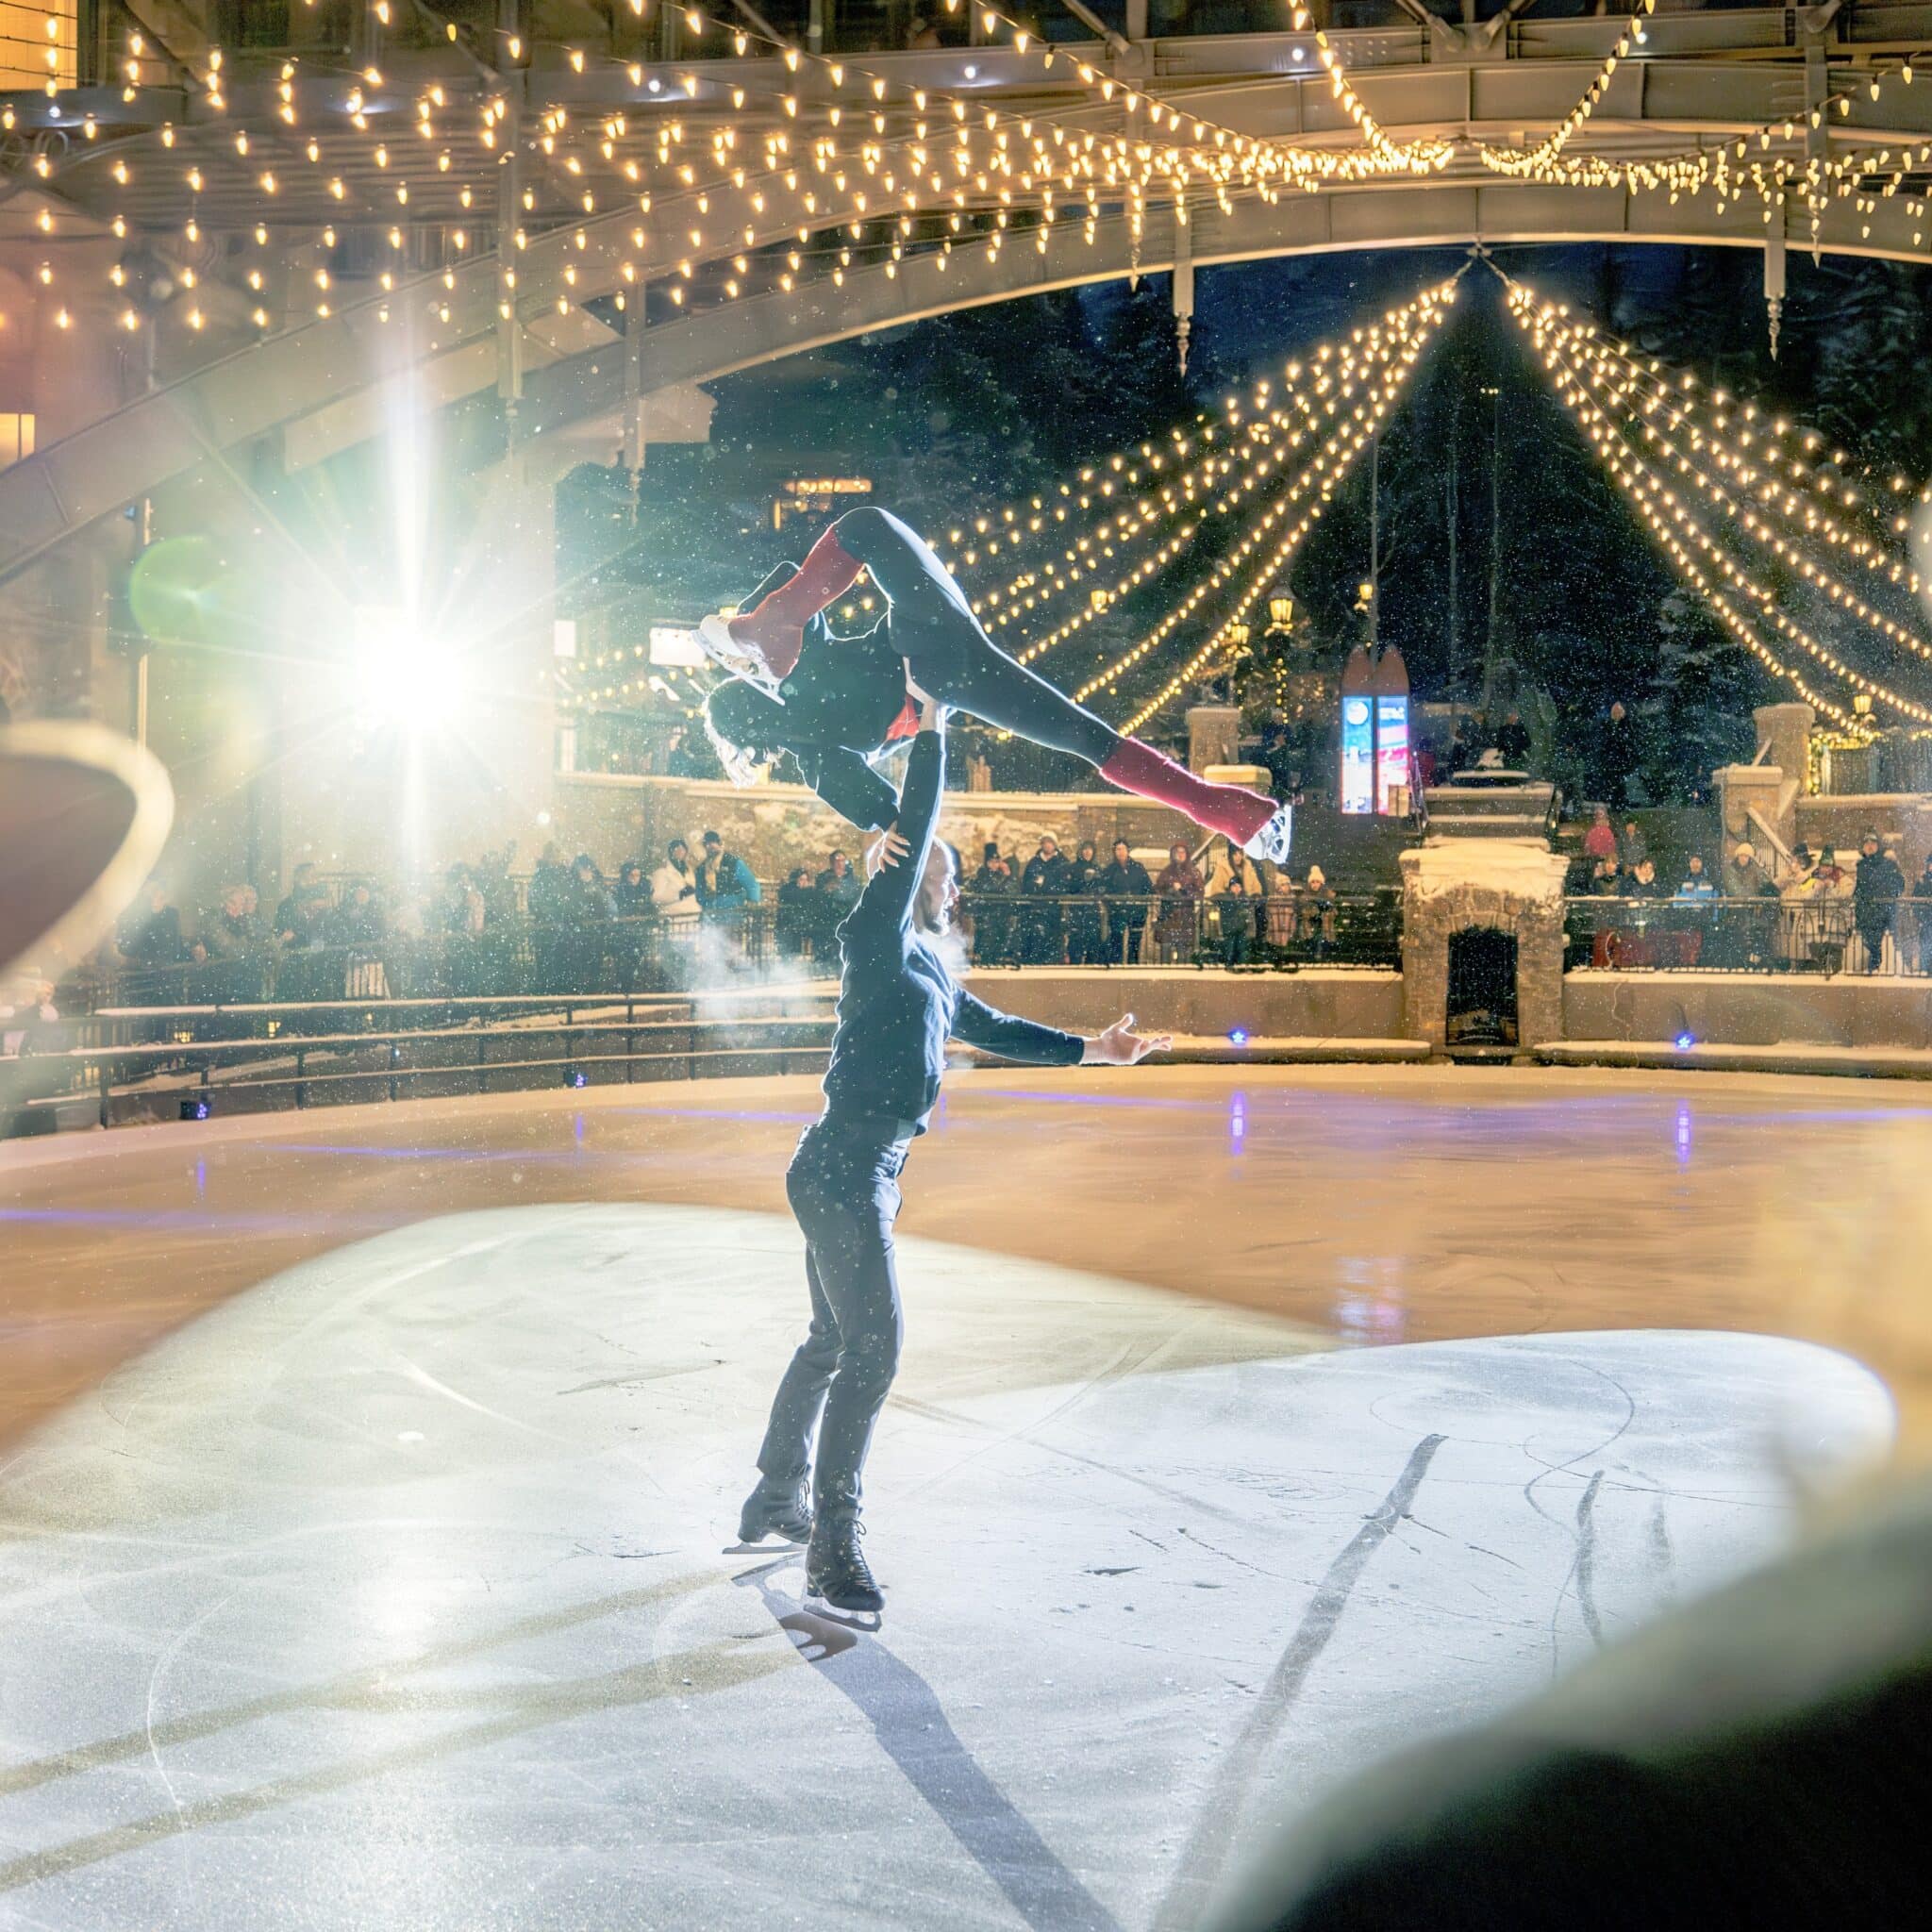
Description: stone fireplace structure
xmin=1400 ymin=829 xmax=1570 ymax=1055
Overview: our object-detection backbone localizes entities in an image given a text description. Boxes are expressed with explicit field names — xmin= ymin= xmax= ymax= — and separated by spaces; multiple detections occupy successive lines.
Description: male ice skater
xmin=738 ymin=692 xmax=1168 ymax=1617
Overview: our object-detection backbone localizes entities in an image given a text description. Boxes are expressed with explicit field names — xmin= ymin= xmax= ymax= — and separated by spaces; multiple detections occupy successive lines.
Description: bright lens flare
xmin=352 ymin=605 xmax=461 ymax=730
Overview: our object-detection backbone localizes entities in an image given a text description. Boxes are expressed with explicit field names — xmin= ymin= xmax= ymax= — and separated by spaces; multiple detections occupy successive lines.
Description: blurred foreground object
xmin=0 ymin=722 xmax=174 ymax=979
xmin=1208 ymin=1474 xmax=1932 ymax=1930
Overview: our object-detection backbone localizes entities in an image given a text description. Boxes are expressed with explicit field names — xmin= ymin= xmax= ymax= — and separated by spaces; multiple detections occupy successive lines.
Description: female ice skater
xmin=701 ymin=506 xmax=1293 ymax=862
xmin=737 ymin=692 xmax=1169 ymax=1618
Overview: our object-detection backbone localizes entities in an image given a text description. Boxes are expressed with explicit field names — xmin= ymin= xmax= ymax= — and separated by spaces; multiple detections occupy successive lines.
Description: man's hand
xmin=876 ymin=824 xmax=914 ymax=869
xmin=1082 ymin=1012 xmax=1172 ymax=1066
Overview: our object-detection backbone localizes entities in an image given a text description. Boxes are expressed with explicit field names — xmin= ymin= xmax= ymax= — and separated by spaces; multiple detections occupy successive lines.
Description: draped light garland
xmin=1504 ymin=279 xmax=1928 ymax=728
xmin=1546 ymin=324 xmax=1932 ymax=679
xmin=1107 ymin=275 xmax=1461 ymax=730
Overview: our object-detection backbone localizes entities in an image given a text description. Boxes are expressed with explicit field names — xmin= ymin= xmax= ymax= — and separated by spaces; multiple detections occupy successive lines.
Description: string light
xmin=1504 ymin=279 xmax=1921 ymax=729
xmin=1103 ymin=277 xmax=1461 ymax=727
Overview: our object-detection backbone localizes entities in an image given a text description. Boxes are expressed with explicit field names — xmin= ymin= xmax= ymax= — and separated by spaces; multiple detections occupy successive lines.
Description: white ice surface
xmin=0 ymin=1203 xmax=1893 ymax=1931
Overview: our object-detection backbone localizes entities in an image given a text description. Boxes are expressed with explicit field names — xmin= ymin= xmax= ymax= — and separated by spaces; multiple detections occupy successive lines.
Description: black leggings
xmin=754 ymin=1117 xmax=911 ymax=1524
xmin=833 ymin=506 xmax=1121 ymax=768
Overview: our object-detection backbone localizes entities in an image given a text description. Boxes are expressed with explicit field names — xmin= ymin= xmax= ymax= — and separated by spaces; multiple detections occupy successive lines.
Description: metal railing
xmin=1564 ymin=895 xmax=1932 ymax=977
xmin=958 ymin=891 xmax=1401 ymax=969
xmin=83 ymin=889 xmax=1401 ymax=1016
xmin=1 ymin=985 xmax=841 ymax=1132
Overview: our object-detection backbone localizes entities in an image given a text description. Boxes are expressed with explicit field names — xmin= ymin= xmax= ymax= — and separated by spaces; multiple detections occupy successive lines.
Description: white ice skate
xmin=697 ymin=612 xmax=785 ymax=698
xmin=1243 ymin=801 xmax=1294 ymax=866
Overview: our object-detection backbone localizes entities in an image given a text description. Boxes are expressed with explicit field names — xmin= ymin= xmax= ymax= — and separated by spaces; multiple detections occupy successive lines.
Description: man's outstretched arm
xmin=950 ymin=999 xmax=1170 ymax=1068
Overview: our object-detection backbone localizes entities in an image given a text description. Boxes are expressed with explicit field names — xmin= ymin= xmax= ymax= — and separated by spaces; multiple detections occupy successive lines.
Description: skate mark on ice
xmin=1573 ymin=1470 xmax=1607 ymax=1651
xmin=0 ymin=1574 xmax=792 ymax=1896
xmin=888 ymin=1391 xmax=1254 ymax=1528
xmin=744 ymin=1572 xmax=1122 ymax=1932
xmin=1149 ymin=1433 xmax=1447 ymax=1932
xmin=0 ymin=1568 xmax=718 ymax=1803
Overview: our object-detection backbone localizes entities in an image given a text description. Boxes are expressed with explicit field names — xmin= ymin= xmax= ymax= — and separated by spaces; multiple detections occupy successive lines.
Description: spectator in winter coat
xmin=1600 ymin=701 xmax=1640 ymax=810
xmin=1020 ymin=835 xmax=1070 ymax=964
xmin=1589 ymin=857 xmax=1624 ymax=897
xmin=1100 ymin=840 xmax=1154 ymax=964
xmin=1674 ymin=854 xmax=1717 ymax=902
xmin=1619 ymin=820 xmax=1649 ymax=870
xmin=696 ymin=831 xmax=760 ymax=923
xmin=970 ymin=843 xmax=1018 ymax=965
xmin=1914 ymin=856 xmax=1932 ymax=974
xmin=1495 ymin=709 xmax=1531 ymax=769
xmin=274 ymin=863 xmax=331 ymax=948
xmin=1724 ymin=842 xmax=1776 ymax=901
xmin=1853 ymin=832 xmax=1907 ymax=973
xmin=613 ymin=859 xmax=653 ymax=922
xmin=325 ymin=881 xmax=386 ymax=947
xmin=118 ymin=880 xmax=192 ymax=970
xmin=1626 ymin=858 xmax=1664 ymax=900
xmin=1154 ymin=841 xmax=1205 ymax=960
xmin=815 ymin=849 xmax=862 ymax=954
xmin=1205 ymin=841 xmax=1265 ymax=901
xmin=526 ymin=843 xmax=573 ymax=943
xmin=1213 ymin=874 xmax=1255 ymax=965
xmin=432 ymin=865 xmax=487 ymax=939
xmin=775 ymin=868 xmax=819 ymax=958
xmin=1583 ymin=805 xmax=1618 ymax=864
xmin=1065 ymin=840 xmax=1107 ymax=965
xmin=1299 ymin=865 xmax=1338 ymax=953
xmin=651 ymin=839 xmax=701 ymax=928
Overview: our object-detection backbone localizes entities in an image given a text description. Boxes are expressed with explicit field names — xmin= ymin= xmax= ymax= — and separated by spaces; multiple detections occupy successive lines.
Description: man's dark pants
xmin=754 ymin=1116 xmax=911 ymax=1524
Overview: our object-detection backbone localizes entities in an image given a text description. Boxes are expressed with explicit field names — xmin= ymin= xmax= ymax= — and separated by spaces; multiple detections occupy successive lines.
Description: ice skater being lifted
xmin=737 ymin=692 xmax=1170 ymax=1621
xmin=700 ymin=505 xmax=1292 ymax=864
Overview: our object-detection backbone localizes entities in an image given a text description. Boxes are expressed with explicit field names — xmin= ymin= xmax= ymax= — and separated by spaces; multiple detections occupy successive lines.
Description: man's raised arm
xmin=848 ymin=700 xmax=945 ymax=936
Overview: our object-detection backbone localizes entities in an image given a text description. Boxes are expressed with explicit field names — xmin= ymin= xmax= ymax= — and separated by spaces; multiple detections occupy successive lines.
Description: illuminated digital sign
xmin=1341 ymin=695 xmax=1374 ymax=814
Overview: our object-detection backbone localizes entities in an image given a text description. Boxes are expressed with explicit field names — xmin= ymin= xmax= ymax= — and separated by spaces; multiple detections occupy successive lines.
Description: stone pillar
xmin=1716 ymin=763 xmax=1793 ymax=864
xmin=1398 ymin=841 xmax=1573 ymax=1052
xmin=1754 ymin=702 xmax=1814 ymax=796
xmin=1185 ymin=704 xmax=1240 ymax=774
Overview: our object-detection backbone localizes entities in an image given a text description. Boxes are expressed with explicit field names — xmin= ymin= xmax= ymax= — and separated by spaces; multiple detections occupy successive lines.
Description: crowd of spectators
xmin=88 ymin=816 xmax=1366 ymax=1012
xmin=1569 ymin=815 xmax=1932 ymax=974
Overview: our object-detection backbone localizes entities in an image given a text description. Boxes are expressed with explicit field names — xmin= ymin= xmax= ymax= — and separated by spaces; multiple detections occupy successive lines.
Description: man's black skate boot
xmin=737 ymin=1478 xmax=812 ymax=1547
xmin=805 ymin=1517 xmax=884 ymax=1616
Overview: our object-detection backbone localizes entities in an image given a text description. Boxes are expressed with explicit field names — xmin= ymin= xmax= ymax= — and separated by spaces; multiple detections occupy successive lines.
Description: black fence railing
xmin=81 ymin=891 xmax=1401 ymax=1014
xmin=958 ymin=891 xmax=1400 ymax=969
xmin=1564 ymin=895 xmax=1932 ymax=977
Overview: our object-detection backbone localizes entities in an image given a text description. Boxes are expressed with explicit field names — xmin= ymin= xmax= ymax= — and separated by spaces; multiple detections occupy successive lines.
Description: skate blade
xmin=723 ymin=1538 xmax=807 ymax=1557
xmin=697 ymin=615 xmax=782 ymax=697
xmin=802 ymin=1595 xmax=882 ymax=1632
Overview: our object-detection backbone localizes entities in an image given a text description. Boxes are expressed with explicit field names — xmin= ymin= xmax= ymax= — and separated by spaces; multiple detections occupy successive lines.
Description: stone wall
xmin=1564 ymin=972 xmax=1932 ymax=1051
xmin=1399 ymin=840 xmax=1572 ymax=1050
xmin=958 ymin=967 xmax=1404 ymax=1041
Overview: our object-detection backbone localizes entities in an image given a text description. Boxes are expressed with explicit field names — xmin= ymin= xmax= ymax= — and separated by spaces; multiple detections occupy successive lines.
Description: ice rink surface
xmin=2 ymin=1063 xmax=1927 ymax=1927
xmin=0 ymin=1206 xmax=1894 ymax=1925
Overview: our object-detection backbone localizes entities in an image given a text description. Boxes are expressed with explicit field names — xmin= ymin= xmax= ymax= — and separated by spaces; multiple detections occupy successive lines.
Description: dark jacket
xmin=775 ymin=878 xmax=818 ymax=949
xmin=527 ymin=861 xmax=572 ymax=928
xmin=1495 ymin=719 xmax=1531 ymax=766
xmin=820 ymin=731 xmax=1082 ymax=1133
xmin=1855 ymin=852 xmax=1907 ymax=910
xmin=711 ymin=563 xmax=914 ymax=831
xmin=1021 ymin=852 xmax=1071 ymax=898
xmin=121 ymin=903 xmax=190 ymax=966
xmin=1101 ymin=858 xmax=1154 ymax=925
